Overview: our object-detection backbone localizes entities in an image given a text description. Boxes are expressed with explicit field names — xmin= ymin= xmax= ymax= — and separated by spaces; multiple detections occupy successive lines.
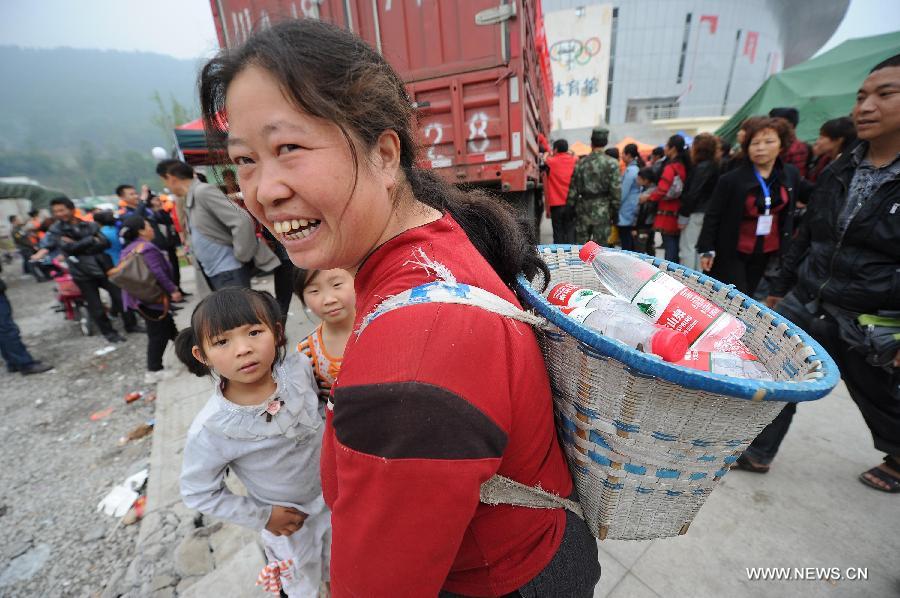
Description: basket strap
xmin=357 ymin=280 xmax=584 ymax=516
xmin=480 ymin=475 xmax=584 ymax=519
xmin=356 ymin=280 xmax=548 ymax=336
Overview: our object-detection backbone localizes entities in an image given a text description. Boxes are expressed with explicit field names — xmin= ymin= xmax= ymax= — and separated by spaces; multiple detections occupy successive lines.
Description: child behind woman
xmin=635 ymin=167 xmax=660 ymax=257
xmin=177 ymin=288 xmax=330 ymax=596
xmin=294 ymin=269 xmax=355 ymax=407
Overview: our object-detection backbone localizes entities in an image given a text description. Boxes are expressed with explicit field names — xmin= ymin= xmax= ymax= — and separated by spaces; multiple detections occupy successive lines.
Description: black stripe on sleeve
xmin=332 ymin=381 xmax=508 ymax=460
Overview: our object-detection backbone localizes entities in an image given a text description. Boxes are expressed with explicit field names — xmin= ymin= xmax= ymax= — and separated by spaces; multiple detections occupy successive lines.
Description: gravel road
xmin=1 ymin=266 xmax=158 ymax=597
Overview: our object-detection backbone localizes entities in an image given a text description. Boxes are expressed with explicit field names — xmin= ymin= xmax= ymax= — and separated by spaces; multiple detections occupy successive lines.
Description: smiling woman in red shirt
xmin=199 ymin=18 xmax=600 ymax=598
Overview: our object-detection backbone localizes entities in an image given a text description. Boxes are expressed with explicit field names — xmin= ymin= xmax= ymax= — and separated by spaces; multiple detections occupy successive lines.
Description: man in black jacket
xmin=32 ymin=198 xmax=139 ymax=343
xmin=737 ymin=54 xmax=900 ymax=493
xmin=0 ymin=272 xmax=54 ymax=375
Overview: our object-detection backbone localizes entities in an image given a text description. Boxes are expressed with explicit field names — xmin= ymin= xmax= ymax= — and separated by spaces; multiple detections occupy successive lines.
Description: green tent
xmin=716 ymin=31 xmax=900 ymax=143
xmin=0 ymin=181 xmax=69 ymax=210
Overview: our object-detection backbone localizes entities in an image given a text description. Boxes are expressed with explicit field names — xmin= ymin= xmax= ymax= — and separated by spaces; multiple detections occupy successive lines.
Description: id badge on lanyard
xmin=754 ymin=168 xmax=774 ymax=236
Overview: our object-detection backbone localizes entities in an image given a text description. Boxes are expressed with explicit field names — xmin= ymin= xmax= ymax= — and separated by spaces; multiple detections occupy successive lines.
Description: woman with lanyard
xmin=697 ymin=116 xmax=807 ymax=296
xmin=199 ymin=19 xmax=600 ymax=597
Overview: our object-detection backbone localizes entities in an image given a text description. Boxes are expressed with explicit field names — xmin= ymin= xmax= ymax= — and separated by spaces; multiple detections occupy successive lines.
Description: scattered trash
xmin=93 ymin=346 xmax=116 ymax=356
xmin=124 ymin=391 xmax=143 ymax=404
xmin=144 ymin=392 xmax=157 ymax=403
xmin=90 ymin=407 xmax=114 ymax=421
xmin=97 ymin=486 xmax=139 ymax=518
xmin=118 ymin=420 xmax=154 ymax=446
xmin=34 ymin=399 xmax=44 ymax=407
xmin=122 ymin=496 xmax=146 ymax=526
xmin=96 ymin=469 xmax=148 ymax=517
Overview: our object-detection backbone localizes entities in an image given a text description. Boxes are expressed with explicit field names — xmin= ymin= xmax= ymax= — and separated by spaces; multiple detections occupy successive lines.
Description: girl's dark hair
xmin=93 ymin=210 xmax=118 ymax=227
xmin=819 ymin=117 xmax=857 ymax=152
xmin=292 ymin=268 xmax=320 ymax=307
xmin=623 ymin=143 xmax=645 ymax=168
xmin=120 ymin=214 xmax=146 ymax=245
xmin=174 ymin=288 xmax=286 ymax=378
xmin=690 ymin=133 xmax=719 ymax=164
xmin=199 ymin=19 xmax=549 ymax=290
xmin=637 ymin=167 xmax=659 ymax=184
xmin=604 ymin=147 xmax=620 ymax=160
xmin=666 ymin=135 xmax=691 ymax=171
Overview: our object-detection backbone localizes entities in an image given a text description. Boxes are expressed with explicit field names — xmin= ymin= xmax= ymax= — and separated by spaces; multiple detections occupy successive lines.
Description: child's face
xmin=637 ymin=176 xmax=648 ymax=186
xmin=303 ymin=268 xmax=356 ymax=324
xmin=193 ymin=323 xmax=278 ymax=384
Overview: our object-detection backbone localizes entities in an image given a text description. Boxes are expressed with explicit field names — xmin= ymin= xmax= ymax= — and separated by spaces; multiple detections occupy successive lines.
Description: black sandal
xmin=733 ymin=454 xmax=770 ymax=473
xmin=858 ymin=456 xmax=900 ymax=493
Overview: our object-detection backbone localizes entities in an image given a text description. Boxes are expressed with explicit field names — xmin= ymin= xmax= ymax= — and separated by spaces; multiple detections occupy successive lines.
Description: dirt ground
xmin=0 ymin=262 xmax=157 ymax=596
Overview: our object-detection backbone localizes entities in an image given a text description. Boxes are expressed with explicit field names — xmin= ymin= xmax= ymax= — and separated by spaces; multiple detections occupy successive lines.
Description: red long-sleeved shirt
xmin=321 ymin=213 xmax=572 ymax=597
xmin=544 ymin=152 xmax=578 ymax=208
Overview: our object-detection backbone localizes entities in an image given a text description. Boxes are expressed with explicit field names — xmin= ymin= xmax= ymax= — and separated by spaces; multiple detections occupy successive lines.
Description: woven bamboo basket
xmin=514 ymin=245 xmax=840 ymax=541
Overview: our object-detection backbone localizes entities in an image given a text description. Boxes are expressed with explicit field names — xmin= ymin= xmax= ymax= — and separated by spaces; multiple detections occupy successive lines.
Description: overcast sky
xmin=0 ymin=0 xmax=898 ymax=60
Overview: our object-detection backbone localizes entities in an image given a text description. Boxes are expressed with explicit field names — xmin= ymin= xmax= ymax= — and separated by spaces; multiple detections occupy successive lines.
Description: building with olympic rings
xmin=541 ymin=0 xmax=849 ymax=140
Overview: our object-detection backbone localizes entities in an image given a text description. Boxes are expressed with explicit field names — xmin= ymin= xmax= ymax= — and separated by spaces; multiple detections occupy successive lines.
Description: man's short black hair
xmin=115 ymin=184 xmax=135 ymax=197
xmin=769 ymin=107 xmax=799 ymax=128
xmin=552 ymin=139 xmax=569 ymax=153
xmin=28 ymin=209 xmax=39 ymax=217
xmin=869 ymin=53 xmax=900 ymax=73
xmin=8 ymin=215 xmax=18 ymax=224
xmin=651 ymin=146 xmax=665 ymax=158
xmin=590 ymin=131 xmax=609 ymax=148
xmin=156 ymin=159 xmax=195 ymax=180
xmin=50 ymin=197 xmax=75 ymax=210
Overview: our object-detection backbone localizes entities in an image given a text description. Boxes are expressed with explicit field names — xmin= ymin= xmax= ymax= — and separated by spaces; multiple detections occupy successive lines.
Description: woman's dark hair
xmin=93 ymin=210 xmax=118 ymax=227
xmin=819 ymin=117 xmax=857 ymax=152
xmin=622 ymin=143 xmax=645 ymax=168
xmin=740 ymin=116 xmax=794 ymax=155
xmin=690 ymin=133 xmax=719 ymax=164
xmin=120 ymin=214 xmax=146 ymax=245
xmin=292 ymin=268 xmax=320 ymax=307
xmin=666 ymin=135 xmax=691 ymax=171
xmin=637 ymin=167 xmax=659 ymax=185
xmin=604 ymin=147 xmax=620 ymax=160
xmin=199 ymin=19 xmax=549 ymax=290
xmin=651 ymin=146 xmax=665 ymax=159
xmin=174 ymin=288 xmax=286 ymax=378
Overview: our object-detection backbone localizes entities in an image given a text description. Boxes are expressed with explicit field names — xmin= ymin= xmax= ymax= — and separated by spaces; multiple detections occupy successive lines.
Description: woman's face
xmin=225 ymin=65 xmax=401 ymax=272
xmin=813 ymin=134 xmax=842 ymax=158
xmin=664 ymin=144 xmax=678 ymax=160
xmin=623 ymin=152 xmax=633 ymax=164
xmin=748 ymin=128 xmax=782 ymax=167
xmin=139 ymin=221 xmax=155 ymax=241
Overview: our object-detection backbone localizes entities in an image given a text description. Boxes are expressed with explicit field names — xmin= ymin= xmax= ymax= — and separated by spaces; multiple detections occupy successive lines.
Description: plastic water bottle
xmin=578 ymin=241 xmax=749 ymax=355
xmin=676 ymin=350 xmax=773 ymax=380
xmin=548 ymin=283 xmax=689 ymax=362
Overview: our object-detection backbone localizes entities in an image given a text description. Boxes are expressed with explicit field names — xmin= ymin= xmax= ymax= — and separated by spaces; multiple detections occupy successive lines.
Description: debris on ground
xmin=90 ymin=407 xmax=114 ymax=421
xmin=93 ymin=346 xmax=117 ymax=356
xmin=118 ymin=420 xmax=155 ymax=446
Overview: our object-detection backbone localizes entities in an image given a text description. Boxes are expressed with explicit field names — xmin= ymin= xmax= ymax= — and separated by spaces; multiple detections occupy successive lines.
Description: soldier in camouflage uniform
xmin=567 ymin=127 xmax=621 ymax=245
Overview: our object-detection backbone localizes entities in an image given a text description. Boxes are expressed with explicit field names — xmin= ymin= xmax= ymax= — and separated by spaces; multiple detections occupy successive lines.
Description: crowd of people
xmin=1 ymin=15 xmax=897 ymax=596
xmin=542 ymin=54 xmax=899 ymax=496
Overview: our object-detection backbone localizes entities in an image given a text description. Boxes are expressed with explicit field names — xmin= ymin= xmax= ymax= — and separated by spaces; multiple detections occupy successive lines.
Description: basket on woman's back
xmin=514 ymin=245 xmax=839 ymax=540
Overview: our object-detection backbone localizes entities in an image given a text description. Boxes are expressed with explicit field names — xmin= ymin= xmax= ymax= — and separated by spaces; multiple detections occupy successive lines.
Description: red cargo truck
xmin=208 ymin=0 xmax=553 ymax=218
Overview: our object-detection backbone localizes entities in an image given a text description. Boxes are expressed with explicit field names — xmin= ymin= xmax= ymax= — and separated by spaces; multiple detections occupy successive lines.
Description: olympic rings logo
xmin=549 ymin=37 xmax=602 ymax=68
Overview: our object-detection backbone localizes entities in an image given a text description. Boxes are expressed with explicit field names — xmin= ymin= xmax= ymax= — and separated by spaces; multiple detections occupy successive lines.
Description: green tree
xmin=151 ymin=90 xmax=195 ymax=144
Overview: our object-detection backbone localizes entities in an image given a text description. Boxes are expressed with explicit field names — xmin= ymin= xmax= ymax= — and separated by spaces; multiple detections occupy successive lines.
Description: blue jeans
xmin=0 ymin=291 xmax=36 ymax=369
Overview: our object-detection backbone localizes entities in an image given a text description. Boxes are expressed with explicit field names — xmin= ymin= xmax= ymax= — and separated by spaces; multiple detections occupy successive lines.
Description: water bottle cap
xmin=579 ymin=241 xmax=602 ymax=263
xmin=650 ymin=329 xmax=691 ymax=363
